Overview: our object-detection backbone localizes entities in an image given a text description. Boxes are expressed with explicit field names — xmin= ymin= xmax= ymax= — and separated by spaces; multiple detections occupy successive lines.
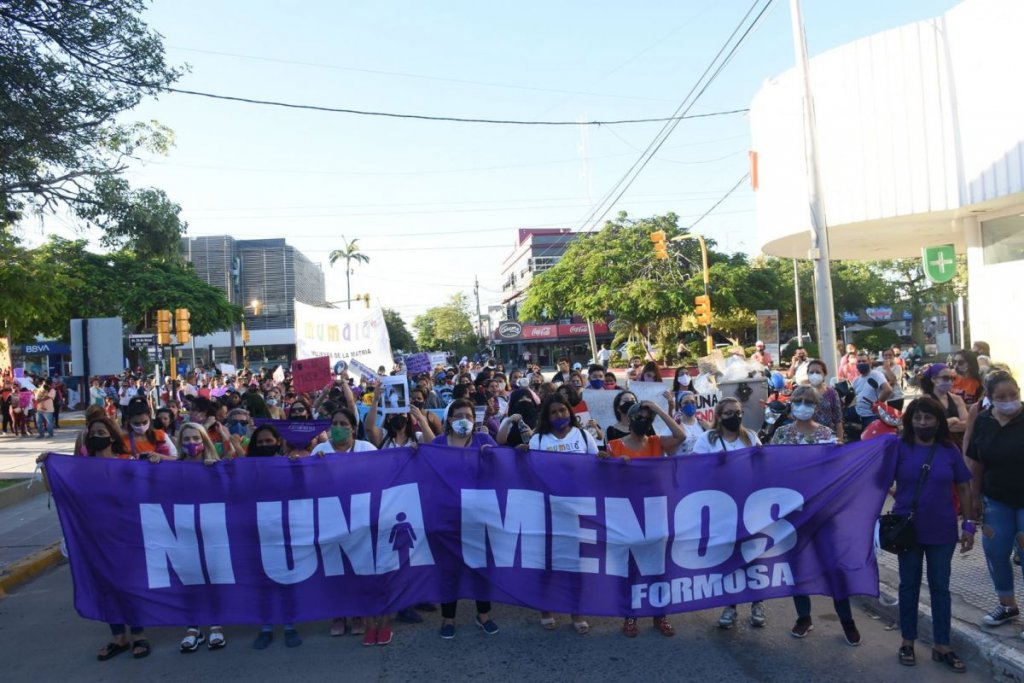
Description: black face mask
xmin=250 ymin=444 xmax=280 ymax=457
xmin=630 ymin=417 xmax=653 ymax=436
xmin=619 ymin=401 xmax=637 ymax=419
xmin=86 ymin=435 xmax=113 ymax=454
xmin=913 ymin=425 xmax=938 ymax=442
xmin=720 ymin=415 xmax=743 ymax=432
xmin=513 ymin=401 xmax=539 ymax=429
xmin=389 ymin=416 xmax=408 ymax=432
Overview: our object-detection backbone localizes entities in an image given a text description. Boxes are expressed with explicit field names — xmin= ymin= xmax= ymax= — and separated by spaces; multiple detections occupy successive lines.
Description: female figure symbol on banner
xmin=388 ymin=512 xmax=417 ymax=566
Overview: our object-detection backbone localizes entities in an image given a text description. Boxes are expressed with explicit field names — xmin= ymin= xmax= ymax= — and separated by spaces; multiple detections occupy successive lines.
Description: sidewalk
xmin=0 ymin=413 xmax=82 ymax=479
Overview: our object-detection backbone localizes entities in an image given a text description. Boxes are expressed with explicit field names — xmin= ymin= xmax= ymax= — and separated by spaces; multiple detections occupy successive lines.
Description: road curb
xmin=0 ymin=478 xmax=46 ymax=510
xmin=863 ymin=580 xmax=1024 ymax=682
xmin=0 ymin=542 xmax=63 ymax=597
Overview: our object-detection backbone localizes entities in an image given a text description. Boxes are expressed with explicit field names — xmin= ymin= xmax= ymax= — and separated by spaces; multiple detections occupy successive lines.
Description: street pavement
xmin=0 ymin=567 xmax=995 ymax=683
xmin=0 ymin=414 xmax=79 ymax=478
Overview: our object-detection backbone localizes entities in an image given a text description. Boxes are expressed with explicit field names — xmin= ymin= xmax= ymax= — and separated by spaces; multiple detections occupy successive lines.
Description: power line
xmin=149 ymin=84 xmax=749 ymax=126
xmin=689 ymin=173 xmax=751 ymax=229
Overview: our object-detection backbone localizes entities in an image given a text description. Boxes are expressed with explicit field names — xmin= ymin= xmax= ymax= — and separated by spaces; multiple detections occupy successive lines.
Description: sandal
xmin=131 ymin=639 xmax=151 ymax=659
xmin=573 ymin=620 xmax=590 ymax=635
xmin=180 ymin=628 xmax=205 ymax=653
xmin=540 ymin=615 xmax=557 ymax=630
xmin=208 ymin=628 xmax=226 ymax=650
xmin=97 ymin=641 xmax=130 ymax=661
xmin=622 ymin=617 xmax=638 ymax=638
xmin=654 ymin=617 xmax=676 ymax=637
xmin=899 ymin=645 xmax=916 ymax=666
xmin=933 ymin=649 xmax=966 ymax=673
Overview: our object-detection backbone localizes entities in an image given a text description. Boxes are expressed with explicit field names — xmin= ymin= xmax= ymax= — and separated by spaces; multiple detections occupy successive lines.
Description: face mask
xmin=451 ymin=418 xmax=473 ymax=436
xmin=619 ymin=401 xmax=637 ymax=418
xmin=571 ymin=382 xmax=582 ymax=389
xmin=994 ymin=400 xmax=1022 ymax=415
xmin=954 ymin=366 xmax=966 ymax=377
xmin=227 ymin=421 xmax=248 ymax=436
xmin=86 ymin=435 xmax=113 ymax=453
xmin=551 ymin=416 xmax=572 ymax=432
xmin=412 ymin=400 xmax=426 ymax=409
xmin=390 ymin=416 xmax=408 ymax=432
xmin=266 ymin=399 xmax=278 ymax=407
xmin=330 ymin=426 xmax=352 ymax=442
xmin=720 ymin=415 xmax=743 ymax=432
xmin=677 ymin=374 xmax=691 ymax=387
xmin=588 ymin=378 xmax=604 ymax=389
xmin=630 ymin=416 xmax=653 ymax=435
xmin=856 ymin=363 xmax=870 ymax=375
xmin=183 ymin=442 xmax=204 ymax=457
xmin=913 ymin=425 xmax=938 ymax=442
xmin=807 ymin=373 xmax=824 ymax=386
xmin=250 ymin=444 xmax=279 ymax=457
xmin=130 ymin=423 xmax=149 ymax=435
xmin=791 ymin=404 xmax=816 ymax=421
xmin=934 ymin=379 xmax=953 ymax=393
xmin=681 ymin=403 xmax=697 ymax=418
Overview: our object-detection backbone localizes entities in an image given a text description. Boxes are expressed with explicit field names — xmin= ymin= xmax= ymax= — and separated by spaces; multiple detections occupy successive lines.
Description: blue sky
xmin=34 ymin=0 xmax=960 ymax=324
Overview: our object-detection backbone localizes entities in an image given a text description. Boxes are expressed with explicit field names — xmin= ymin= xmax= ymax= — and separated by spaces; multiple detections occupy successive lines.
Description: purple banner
xmin=252 ymin=418 xmax=329 ymax=449
xmin=44 ymin=438 xmax=898 ymax=626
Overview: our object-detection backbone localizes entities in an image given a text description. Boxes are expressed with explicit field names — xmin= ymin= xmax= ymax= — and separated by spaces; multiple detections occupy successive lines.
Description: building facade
xmin=182 ymin=236 xmax=326 ymax=365
xmin=495 ymin=228 xmax=613 ymax=367
xmin=749 ymin=0 xmax=1024 ymax=372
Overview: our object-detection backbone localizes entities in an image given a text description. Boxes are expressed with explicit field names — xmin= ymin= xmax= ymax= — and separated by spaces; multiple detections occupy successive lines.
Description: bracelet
xmin=962 ymin=520 xmax=977 ymax=535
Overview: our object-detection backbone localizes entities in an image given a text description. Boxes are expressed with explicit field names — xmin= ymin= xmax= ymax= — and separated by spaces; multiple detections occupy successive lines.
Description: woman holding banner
xmin=769 ymin=386 xmax=859 ymax=644
xmin=310 ymin=408 xmax=377 ymax=455
xmin=690 ymin=398 xmax=765 ymax=629
xmin=672 ymin=391 xmax=709 ymax=454
xmin=802 ymin=359 xmax=844 ymax=442
xmin=366 ymin=391 xmax=435 ymax=448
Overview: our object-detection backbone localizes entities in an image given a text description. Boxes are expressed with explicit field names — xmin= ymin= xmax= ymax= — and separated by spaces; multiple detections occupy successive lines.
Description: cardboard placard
xmin=291 ymin=356 xmax=332 ymax=394
xmin=379 ymin=375 xmax=409 ymax=415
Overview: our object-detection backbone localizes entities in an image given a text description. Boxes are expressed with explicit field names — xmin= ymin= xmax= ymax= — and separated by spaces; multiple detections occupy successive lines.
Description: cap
xmin=572 ymin=362 xmax=582 ymax=371
xmin=626 ymin=402 xmax=650 ymax=419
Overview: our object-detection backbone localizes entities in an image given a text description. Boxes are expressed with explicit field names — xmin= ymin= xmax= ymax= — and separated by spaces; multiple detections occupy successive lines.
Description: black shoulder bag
xmin=878 ymin=443 xmax=937 ymax=554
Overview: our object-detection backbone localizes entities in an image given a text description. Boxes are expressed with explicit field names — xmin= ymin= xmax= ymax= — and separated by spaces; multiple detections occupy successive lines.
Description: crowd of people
xmin=31 ymin=339 xmax=1024 ymax=674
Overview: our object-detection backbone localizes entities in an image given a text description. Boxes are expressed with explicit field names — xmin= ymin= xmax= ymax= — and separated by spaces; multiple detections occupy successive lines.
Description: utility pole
xmin=793 ymin=259 xmax=804 ymax=347
xmin=790 ymin=0 xmax=838 ymax=371
xmin=474 ymin=275 xmax=483 ymax=342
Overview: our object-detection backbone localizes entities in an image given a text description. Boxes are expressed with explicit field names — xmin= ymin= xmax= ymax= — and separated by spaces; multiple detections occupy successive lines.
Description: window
xmin=982 ymin=214 xmax=1024 ymax=265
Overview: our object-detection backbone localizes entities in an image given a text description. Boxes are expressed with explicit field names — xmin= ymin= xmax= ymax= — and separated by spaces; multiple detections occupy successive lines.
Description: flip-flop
xmin=97 ymin=641 xmax=130 ymax=661
xmin=131 ymin=639 xmax=151 ymax=659
xmin=540 ymin=617 xmax=557 ymax=630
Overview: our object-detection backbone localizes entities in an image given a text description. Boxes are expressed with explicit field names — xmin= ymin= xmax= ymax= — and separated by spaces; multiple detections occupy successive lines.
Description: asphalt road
xmin=0 ymin=565 xmax=993 ymax=683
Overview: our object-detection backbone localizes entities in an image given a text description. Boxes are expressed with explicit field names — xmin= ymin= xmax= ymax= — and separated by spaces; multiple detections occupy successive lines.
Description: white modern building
xmin=750 ymin=0 xmax=1024 ymax=373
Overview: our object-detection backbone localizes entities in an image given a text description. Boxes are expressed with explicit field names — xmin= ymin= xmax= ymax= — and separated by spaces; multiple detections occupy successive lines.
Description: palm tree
xmin=328 ymin=237 xmax=370 ymax=309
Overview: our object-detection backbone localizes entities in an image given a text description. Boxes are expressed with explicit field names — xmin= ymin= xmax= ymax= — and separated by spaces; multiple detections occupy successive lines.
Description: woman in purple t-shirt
xmin=892 ymin=397 xmax=975 ymax=673
xmin=431 ymin=399 xmax=499 ymax=639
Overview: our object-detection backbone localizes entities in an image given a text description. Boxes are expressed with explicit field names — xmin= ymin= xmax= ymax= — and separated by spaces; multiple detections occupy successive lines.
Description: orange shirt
xmin=952 ymin=376 xmax=983 ymax=406
xmin=608 ymin=435 xmax=664 ymax=458
xmin=122 ymin=429 xmax=170 ymax=458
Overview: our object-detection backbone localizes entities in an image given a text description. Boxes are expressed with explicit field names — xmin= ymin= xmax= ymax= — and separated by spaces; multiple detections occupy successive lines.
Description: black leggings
xmin=441 ymin=600 xmax=491 ymax=619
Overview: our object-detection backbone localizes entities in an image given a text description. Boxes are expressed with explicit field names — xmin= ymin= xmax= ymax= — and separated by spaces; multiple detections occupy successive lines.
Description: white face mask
xmin=994 ymin=400 xmax=1022 ymax=416
xmin=807 ymin=373 xmax=824 ymax=386
xmin=677 ymin=374 xmax=691 ymax=387
xmin=130 ymin=423 xmax=149 ymax=434
xmin=451 ymin=418 xmax=474 ymax=436
xmin=790 ymin=404 xmax=816 ymax=421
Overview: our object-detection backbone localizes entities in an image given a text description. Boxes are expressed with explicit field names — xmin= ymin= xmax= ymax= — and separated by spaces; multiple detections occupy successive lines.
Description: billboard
xmin=70 ymin=318 xmax=125 ymax=377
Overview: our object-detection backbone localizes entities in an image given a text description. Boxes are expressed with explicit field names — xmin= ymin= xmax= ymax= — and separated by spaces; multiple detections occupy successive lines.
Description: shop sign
xmin=522 ymin=324 xmax=557 ymax=339
xmin=496 ymin=321 xmax=523 ymax=339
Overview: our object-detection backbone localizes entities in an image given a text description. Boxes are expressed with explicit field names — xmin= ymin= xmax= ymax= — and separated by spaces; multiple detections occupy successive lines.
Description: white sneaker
xmin=750 ymin=602 xmax=767 ymax=628
xmin=718 ymin=606 xmax=737 ymax=629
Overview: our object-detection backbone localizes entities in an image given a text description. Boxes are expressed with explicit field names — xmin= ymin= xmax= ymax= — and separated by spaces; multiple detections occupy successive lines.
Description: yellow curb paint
xmin=0 ymin=542 xmax=63 ymax=596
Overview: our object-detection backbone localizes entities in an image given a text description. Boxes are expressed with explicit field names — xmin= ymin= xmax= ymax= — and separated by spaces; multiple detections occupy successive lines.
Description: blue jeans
xmin=981 ymin=497 xmax=1024 ymax=598
xmin=792 ymin=595 xmax=853 ymax=621
xmin=898 ymin=541 xmax=955 ymax=645
xmin=35 ymin=411 xmax=54 ymax=437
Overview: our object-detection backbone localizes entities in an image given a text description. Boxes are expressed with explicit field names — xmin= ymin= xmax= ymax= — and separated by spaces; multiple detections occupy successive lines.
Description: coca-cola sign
xmin=523 ymin=324 xmax=556 ymax=338
xmin=557 ymin=322 xmax=610 ymax=337
xmin=497 ymin=321 xmax=523 ymax=339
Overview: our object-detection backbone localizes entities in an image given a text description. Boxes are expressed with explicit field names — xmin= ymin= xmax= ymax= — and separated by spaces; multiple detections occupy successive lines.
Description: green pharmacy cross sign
xmin=922 ymin=244 xmax=956 ymax=283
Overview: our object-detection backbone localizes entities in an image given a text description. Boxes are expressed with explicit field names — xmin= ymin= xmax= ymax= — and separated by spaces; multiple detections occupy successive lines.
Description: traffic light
xmin=650 ymin=230 xmax=669 ymax=260
xmin=175 ymin=308 xmax=191 ymax=345
xmin=241 ymin=322 xmax=250 ymax=344
xmin=694 ymin=295 xmax=712 ymax=326
xmin=156 ymin=309 xmax=172 ymax=346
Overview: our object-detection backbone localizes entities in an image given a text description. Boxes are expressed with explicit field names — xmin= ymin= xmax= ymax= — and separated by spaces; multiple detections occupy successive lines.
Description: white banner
xmin=294 ymin=301 xmax=393 ymax=373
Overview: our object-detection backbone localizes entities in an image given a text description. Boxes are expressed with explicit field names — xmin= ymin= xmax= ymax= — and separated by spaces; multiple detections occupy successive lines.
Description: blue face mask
xmin=681 ymin=403 xmax=697 ymax=418
xmin=589 ymin=378 xmax=604 ymax=389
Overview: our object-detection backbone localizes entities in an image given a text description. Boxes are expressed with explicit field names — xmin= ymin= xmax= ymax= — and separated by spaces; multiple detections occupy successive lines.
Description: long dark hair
xmin=613 ymin=391 xmax=638 ymax=420
xmin=535 ymin=394 xmax=580 ymax=435
xmin=126 ymin=401 xmax=159 ymax=445
xmin=671 ymin=367 xmax=691 ymax=392
xmin=85 ymin=416 xmax=129 ymax=456
xmin=953 ymin=349 xmax=982 ymax=382
xmin=248 ymin=424 xmax=283 ymax=456
xmin=383 ymin=412 xmax=417 ymax=444
xmin=640 ymin=361 xmax=659 ymax=380
xmin=507 ymin=388 xmax=540 ymax=429
xmin=900 ymin=397 xmax=953 ymax=445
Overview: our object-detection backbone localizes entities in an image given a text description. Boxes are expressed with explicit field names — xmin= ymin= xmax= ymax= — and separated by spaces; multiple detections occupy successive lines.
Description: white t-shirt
xmin=853 ymin=369 xmax=888 ymax=417
xmin=674 ymin=420 xmax=706 ymax=455
xmin=692 ymin=429 xmax=761 ymax=454
xmin=310 ymin=440 xmax=377 ymax=455
xmin=529 ymin=427 xmax=598 ymax=454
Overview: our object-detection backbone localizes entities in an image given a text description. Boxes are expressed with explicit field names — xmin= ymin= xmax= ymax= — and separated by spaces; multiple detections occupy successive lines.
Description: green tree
xmin=412 ymin=294 xmax=476 ymax=356
xmin=76 ymin=178 xmax=188 ymax=261
xmin=873 ymin=257 xmax=965 ymax=345
xmin=328 ymin=236 xmax=370 ymax=309
xmin=383 ymin=308 xmax=416 ymax=351
xmin=0 ymin=0 xmax=181 ymax=224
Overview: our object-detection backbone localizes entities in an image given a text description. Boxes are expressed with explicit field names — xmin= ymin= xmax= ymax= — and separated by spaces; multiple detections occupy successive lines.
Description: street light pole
xmin=789 ymin=0 xmax=838 ymax=370
xmin=671 ymin=233 xmax=713 ymax=355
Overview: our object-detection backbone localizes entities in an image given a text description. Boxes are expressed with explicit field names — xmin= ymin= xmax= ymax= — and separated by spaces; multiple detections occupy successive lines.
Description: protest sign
xmin=403 ymin=353 xmax=432 ymax=376
xmin=291 ymin=356 xmax=332 ymax=394
xmin=294 ymin=301 xmax=393 ymax=374
xmin=252 ymin=418 xmax=329 ymax=449
xmin=45 ymin=437 xmax=897 ymax=626
xmin=429 ymin=352 xmax=448 ymax=370
xmin=585 ymin=384 xmax=674 ymax=435
xmin=348 ymin=358 xmax=380 ymax=383
xmin=380 ymin=375 xmax=409 ymax=415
